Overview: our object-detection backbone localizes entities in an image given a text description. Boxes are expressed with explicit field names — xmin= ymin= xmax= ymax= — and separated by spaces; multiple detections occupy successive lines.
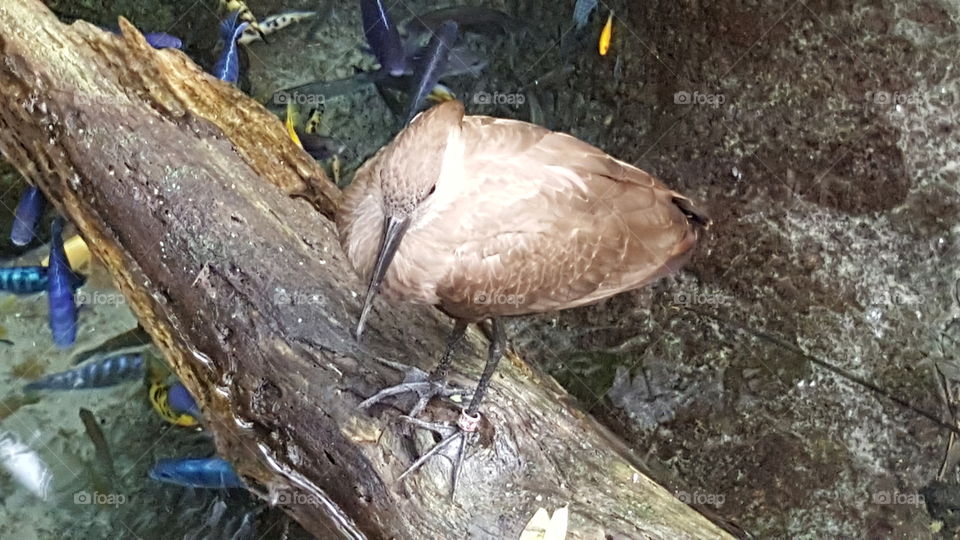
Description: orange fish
xmin=598 ymin=12 xmax=613 ymax=56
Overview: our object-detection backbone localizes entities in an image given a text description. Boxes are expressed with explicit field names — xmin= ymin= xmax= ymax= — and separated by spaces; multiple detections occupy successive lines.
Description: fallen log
xmin=0 ymin=1 xmax=731 ymax=538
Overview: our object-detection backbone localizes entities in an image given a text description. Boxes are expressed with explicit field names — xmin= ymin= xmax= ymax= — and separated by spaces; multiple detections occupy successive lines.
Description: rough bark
xmin=0 ymin=1 xmax=731 ymax=538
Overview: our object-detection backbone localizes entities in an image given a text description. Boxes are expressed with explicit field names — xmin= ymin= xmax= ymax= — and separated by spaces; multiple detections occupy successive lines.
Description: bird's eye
xmin=427 ymin=186 xmax=437 ymax=197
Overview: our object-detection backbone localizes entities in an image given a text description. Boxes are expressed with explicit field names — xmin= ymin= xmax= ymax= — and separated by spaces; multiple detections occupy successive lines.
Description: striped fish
xmin=0 ymin=266 xmax=85 ymax=295
xmin=24 ymin=353 xmax=145 ymax=392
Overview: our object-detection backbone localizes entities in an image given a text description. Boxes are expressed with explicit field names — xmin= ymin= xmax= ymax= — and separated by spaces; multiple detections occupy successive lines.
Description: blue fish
xmin=167 ymin=382 xmax=201 ymax=419
xmin=573 ymin=0 xmax=598 ymax=30
xmin=10 ymin=186 xmax=45 ymax=247
xmin=0 ymin=265 xmax=84 ymax=295
xmin=47 ymin=218 xmax=78 ymax=348
xmin=360 ymin=0 xmax=406 ymax=76
xmin=101 ymin=27 xmax=183 ymax=50
xmin=149 ymin=457 xmax=243 ymax=489
xmin=143 ymin=32 xmax=183 ymax=50
xmin=405 ymin=21 xmax=458 ymax=125
xmin=24 ymin=353 xmax=145 ymax=392
xmin=212 ymin=11 xmax=250 ymax=84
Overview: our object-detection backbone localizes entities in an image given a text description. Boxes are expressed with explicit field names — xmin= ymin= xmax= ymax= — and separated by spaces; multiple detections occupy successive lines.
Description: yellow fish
xmin=427 ymin=83 xmax=456 ymax=104
xmin=286 ymin=102 xmax=302 ymax=148
xmin=148 ymin=381 xmax=200 ymax=427
xmin=41 ymin=234 xmax=91 ymax=269
xmin=598 ymin=12 xmax=613 ymax=56
xmin=304 ymin=106 xmax=323 ymax=134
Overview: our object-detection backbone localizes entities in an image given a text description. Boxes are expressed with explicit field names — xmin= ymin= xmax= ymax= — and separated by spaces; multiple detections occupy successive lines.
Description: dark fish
xmin=360 ymin=0 xmax=406 ymax=76
xmin=24 ymin=353 xmax=145 ymax=392
xmin=405 ymin=21 xmax=459 ymax=125
xmin=10 ymin=186 xmax=44 ymax=247
xmin=47 ymin=218 xmax=78 ymax=348
xmin=79 ymin=408 xmax=116 ymax=483
xmin=213 ymin=11 xmax=250 ymax=84
xmin=149 ymin=457 xmax=243 ymax=489
xmin=403 ymin=7 xmax=525 ymax=38
xmin=0 ymin=266 xmax=85 ymax=295
xmin=298 ymin=132 xmax=345 ymax=161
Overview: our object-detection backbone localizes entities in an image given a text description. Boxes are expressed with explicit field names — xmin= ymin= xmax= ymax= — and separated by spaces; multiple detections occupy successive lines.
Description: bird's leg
xmin=398 ymin=317 xmax=506 ymax=499
xmin=358 ymin=319 xmax=469 ymax=418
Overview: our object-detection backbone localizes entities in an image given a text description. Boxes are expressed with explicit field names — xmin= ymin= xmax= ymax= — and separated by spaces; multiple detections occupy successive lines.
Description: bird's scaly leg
xmin=358 ymin=319 xmax=469 ymax=418
xmin=397 ymin=318 xmax=506 ymax=499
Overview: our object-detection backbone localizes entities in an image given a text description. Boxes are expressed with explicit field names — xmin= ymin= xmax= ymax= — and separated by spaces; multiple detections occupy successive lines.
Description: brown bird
xmin=336 ymin=100 xmax=708 ymax=492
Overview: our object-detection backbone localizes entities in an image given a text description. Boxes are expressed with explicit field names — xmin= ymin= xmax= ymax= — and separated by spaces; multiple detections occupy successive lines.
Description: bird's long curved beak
xmin=355 ymin=215 xmax=410 ymax=340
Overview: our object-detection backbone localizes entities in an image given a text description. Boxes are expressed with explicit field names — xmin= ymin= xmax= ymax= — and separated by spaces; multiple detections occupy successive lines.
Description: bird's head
xmin=354 ymin=100 xmax=465 ymax=339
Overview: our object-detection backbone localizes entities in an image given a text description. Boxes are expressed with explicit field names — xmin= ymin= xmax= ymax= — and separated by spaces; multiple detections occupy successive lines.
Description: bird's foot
xmin=396 ymin=409 xmax=481 ymax=499
xmin=358 ymin=358 xmax=465 ymax=418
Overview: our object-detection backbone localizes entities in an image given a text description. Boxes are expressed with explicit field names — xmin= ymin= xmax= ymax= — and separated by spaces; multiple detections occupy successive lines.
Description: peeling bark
xmin=0 ymin=1 xmax=731 ymax=538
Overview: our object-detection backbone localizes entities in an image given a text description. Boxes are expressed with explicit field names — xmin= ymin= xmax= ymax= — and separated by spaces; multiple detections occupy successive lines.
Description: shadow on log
xmin=0 ymin=0 xmax=732 ymax=537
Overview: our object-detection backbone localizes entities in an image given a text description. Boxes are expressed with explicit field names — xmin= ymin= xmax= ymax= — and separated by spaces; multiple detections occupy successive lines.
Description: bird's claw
xmin=359 ymin=359 xmax=466 ymax=418
xmin=396 ymin=410 xmax=479 ymax=499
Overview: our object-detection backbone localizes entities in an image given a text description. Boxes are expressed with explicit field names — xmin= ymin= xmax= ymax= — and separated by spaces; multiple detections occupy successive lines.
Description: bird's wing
xmin=430 ymin=116 xmax=704 ymax=318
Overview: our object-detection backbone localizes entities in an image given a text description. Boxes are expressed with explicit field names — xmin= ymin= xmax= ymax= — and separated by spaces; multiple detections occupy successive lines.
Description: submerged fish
xmin=79 ymin=408 xmax=116 ymax=483
xmin=143 ymin=32 xmax=183 ymax=50
xmin=304 ymin=106 xmax=323 ymax=134
xmin=360 ymin=0 xmax=406 ymax=76
xmin=213 ymin=11 xmax=250 ymax=84
xmin=238 ymin=10 xmax=316 ymax=45
xmin=405 ymin=20 xmax=459 ymax=125
xmin=0 ymin=266 xmax=85 ymax=295
xmin=220 ymin=0 xmax=266 ymax=39
xmin=298 ymin=132 xmax=345 ymax=161
xmin=403 ymin=7 xmax=524 ymax=38
xmin=71 ymin=325 xmax=152 ymax=365
xmin=0 ymin=431 xmax=52 ymax=499
xmin=427 ymin=83 xmax=456 ymax=103
xmin=149 ymin=381 xmax=201 ymax=427
xmin=47 ymin=218 xmax=78 ymax=348
xmin=40 ymin=234 xmax=91 ymax=270
xmin=598 ymin=12 xmax=614 ymax=56
xmin=149 ymin=457 xmax=243 ymax=489
xmin=572 ymin=0 xmax=598 ymax=31
xmin=285 ymin=102 xmax=302 ymax=148
xmin=10 ymin=186 xmax=44 ymax=247
xmin=24 ymin=353 xmax=145 ymax=392
xmin=101 ymin=27 xmax=183 ymax=49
